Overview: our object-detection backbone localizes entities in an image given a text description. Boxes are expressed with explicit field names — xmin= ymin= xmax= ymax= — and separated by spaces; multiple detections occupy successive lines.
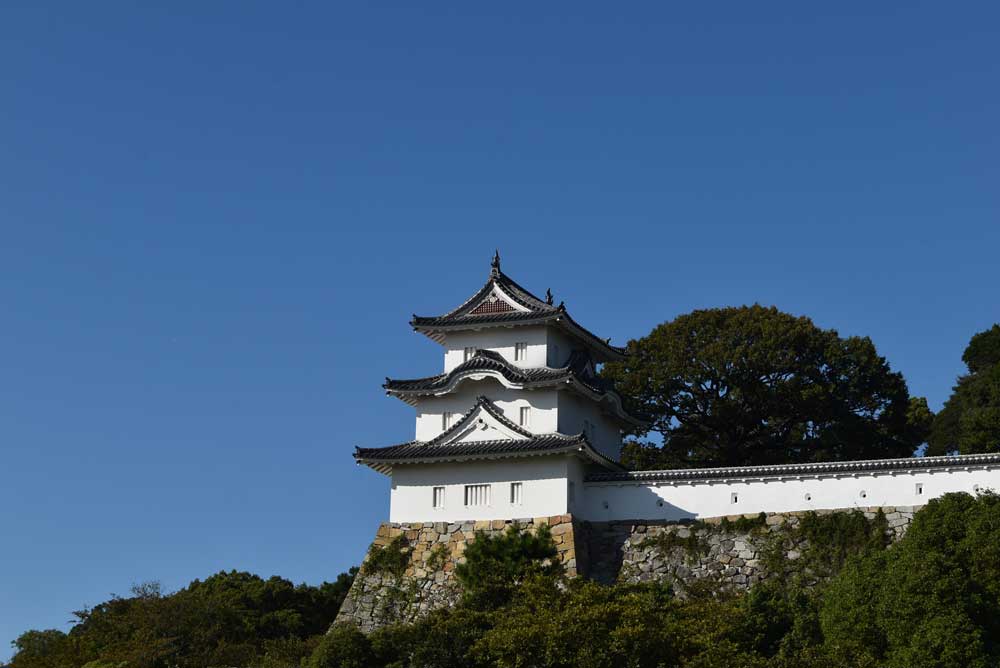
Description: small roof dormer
xmin=410 ymin=251 xmax=625 ymax=363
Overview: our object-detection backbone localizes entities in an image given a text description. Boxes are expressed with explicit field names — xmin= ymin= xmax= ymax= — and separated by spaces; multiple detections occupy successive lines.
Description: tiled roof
xmin=356 ymin=434 xmax=591 ymax=464
xmin=354 ymin=395 xmax=624 ymax=473
xmin=586 ymin=452 xmax=1000 ymax=484
xmin=410 ymin=252 xmax=625 ymax=361
xmin=384 ymin=349 xmax=610 ymax=395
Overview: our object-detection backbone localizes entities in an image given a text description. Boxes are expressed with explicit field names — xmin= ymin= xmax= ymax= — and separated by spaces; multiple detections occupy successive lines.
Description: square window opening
xmin=510 ymin=482 xmax=523 ymax=505
xmin=519 ymin=406 xmax=530 ymax=427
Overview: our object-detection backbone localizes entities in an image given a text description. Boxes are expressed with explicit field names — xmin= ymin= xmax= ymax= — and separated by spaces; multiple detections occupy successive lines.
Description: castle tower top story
xmin=355 ymin=252 xmax=644 ymax=522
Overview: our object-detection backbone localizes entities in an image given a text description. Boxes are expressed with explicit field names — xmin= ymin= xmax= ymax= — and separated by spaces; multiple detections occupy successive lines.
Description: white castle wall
xmin=583 ymin=464 xmax=1000 ymax=522
xmin=388 ymin=455 xmax=1000 ymax=523
xmin=556 ymin=391 xmax=623 ymax=461
xmin=442 ymin=327 xmax=550 ymax=372
xmin=413 ymin=384 xmax=559 ymax=441
xmin=389 ymin=456 xmax=572 ymax=522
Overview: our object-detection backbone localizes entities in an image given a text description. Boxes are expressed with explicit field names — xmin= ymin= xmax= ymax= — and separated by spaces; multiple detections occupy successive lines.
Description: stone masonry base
xmin=334 ymin=507 xmax=920 ymax=632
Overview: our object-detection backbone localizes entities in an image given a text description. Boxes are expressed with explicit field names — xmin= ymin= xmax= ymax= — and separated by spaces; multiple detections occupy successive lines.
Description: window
xmin=463 ymin=347 xmax=476 ymax=362
xmin=915 ymin=483 xmax=923 ymax=496
xmin=432 ymin=486 xmax=445 ymax=509
xmin=514 ymin=342 xmax=528 ymax=362
xmin=510 ymin=482 xmax=523 ymax=505
xmin=465 ymin=484 xmax=491 ymax=507
xmin=519 ymin=406 xmax=531 ymax=427
xmin=730 ymin=492 xmax=739 ymax=504
xmin=442 ymin=412 xmax=453 ymax=430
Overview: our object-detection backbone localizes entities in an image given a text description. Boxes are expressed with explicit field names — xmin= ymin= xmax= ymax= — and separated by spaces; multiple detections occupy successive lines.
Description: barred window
xmin=432 ymin=486 xmax=445 ymax=509
xmin=519 ymin=406 xmax=530 ymax=427
xmin=514 ymin=342 xmax=528 ymax=362
xmin=510 ymin=482 xmax=523 ymax=505
xmin=465 ymin=484 xmax=491 ymax=507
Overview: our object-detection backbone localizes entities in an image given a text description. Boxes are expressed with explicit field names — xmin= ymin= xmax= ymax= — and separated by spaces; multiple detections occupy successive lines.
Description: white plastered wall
xmin=389 ymin=456 xmax=573 ymax=522
xmin=582 ymin=466 xmax=1000 ymax=522
xmin=443 ymin=327 xmax=549 ymax=372
xmin=414 ymin=383 xmax=558 ymax=441
xmin=557 ymin=391 xmax=623 ymax=461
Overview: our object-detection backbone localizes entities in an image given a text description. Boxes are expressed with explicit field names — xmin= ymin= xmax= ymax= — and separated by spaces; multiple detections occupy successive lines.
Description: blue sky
xmin=1 ymin=1 xmax=998 ymax=656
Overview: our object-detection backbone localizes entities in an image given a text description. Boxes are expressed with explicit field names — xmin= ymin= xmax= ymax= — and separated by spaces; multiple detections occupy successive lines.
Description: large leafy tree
xmin=927 ymin=324 xmax=1000 ymax=456
xmin=603 ymin=305 xmax=931 ymax=468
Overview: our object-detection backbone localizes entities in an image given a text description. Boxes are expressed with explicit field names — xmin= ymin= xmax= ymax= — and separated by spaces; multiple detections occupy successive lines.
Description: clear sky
xmin=2 ymin=1 xmax=998 ymax=657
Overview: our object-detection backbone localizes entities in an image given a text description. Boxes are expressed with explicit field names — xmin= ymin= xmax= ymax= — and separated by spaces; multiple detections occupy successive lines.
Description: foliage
xmin=820 ymin=492 xmax=1000 ymax=667
xmin=455 ymin=524 xmax=563 ymax=609
xmin=471 ymin=576 xmax=687 ymax=668
xmin=602 ymin=305 xmax=931 ymax=468
xmin=719 ymin=512 xmax=769 ymax=533
xmin=640 ymin=528 xmax=710 ymax=564
xmin=928 ymin=324 xmax=1000 ymax=455
xmin=14 ymin=497 xmax=1000 ymax=668
xmin=426 ymin=544 xmax=449 ymax=572
xmin=7 ymin=569 xmax=356 ymax=668
xmin=305 ymin=624 xmax=374 ymax=668
xmin=361 ymin=535 xmax=411 ymax=577
xmin=759 ymin=510 xmax=889 ymax=582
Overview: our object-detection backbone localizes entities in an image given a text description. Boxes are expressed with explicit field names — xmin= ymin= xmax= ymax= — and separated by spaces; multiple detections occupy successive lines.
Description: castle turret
xmin=355 ymin=252 xmax=642 ymax=522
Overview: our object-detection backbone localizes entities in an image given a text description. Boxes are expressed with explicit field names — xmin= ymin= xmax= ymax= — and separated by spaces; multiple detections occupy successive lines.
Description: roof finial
xmin=545 ymin=288 xmax=553 ymax=305
xmin=491 ymin=249 xmax=501 ymax=274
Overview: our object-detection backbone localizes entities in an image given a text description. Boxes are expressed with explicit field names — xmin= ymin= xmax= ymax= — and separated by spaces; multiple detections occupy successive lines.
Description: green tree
xmin=820 ymin=492 xmax=1000 ymax=668
xmin=8 ymin=570 xmax=356 ymax=668
xmin=455 ymin=525 xmax=563 ymax=610
xmin=472 ymin=577 xmax=685 ymax=668
xmin=305 ymin=624 xmax=374 ymax=668
xmin=603 ymin=305 xmax=931 ymax=468
xmin=927 ymin=324 xmax=1000 ymax=455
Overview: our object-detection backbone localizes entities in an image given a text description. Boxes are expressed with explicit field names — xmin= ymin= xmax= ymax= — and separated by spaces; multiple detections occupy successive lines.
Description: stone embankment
xmin=335 ymin=515 xmax=579 ymax=632
xmin=335 ymin=506 xmax=920 ymax=631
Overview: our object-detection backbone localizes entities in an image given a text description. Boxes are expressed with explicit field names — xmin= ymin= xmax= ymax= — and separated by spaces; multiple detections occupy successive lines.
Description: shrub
xmin=455 ymin=524 xmax=562 ymax=609
xmin=305 ymin=625 xmax=374 ymax=668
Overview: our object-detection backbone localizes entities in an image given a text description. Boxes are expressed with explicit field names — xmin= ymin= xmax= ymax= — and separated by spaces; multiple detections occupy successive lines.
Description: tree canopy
xmin=6 ymin=569 xmax=356 ymax=668
xmin=927 ymin=324 xmax=1000 ymax=456
xmin=602 ymin=305 xmax=932 ymax=469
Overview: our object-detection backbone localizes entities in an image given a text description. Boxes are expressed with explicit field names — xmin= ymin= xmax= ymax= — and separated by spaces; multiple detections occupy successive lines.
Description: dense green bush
xmin=7 ymin=570 xmax=356 ymax=668
xmin=455 ymin=524 xmax=563 ymax=609
xmin=821 ymin=492 xmax=1000 ymax=668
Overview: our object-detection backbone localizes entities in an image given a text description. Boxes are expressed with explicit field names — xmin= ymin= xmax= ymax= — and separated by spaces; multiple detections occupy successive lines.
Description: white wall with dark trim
xmin=581 ymin=464 xmax=1000 ymax=522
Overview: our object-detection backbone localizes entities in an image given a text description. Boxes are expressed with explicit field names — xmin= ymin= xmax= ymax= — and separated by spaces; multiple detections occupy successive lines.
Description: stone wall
xmin=335 ymin=514 xmax=581 ymax=632
xmin=335 ymin=506 xmax=920 ymax=631
xmin=582 ymin=506 xmax=920 ymax=591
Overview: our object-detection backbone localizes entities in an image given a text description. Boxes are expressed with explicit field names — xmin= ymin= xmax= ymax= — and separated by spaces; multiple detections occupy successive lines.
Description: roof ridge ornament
xmin=545 ymin=288 xmax=553 ymax=305
xmin=490 ymin=249 xmax=501 ymax=276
